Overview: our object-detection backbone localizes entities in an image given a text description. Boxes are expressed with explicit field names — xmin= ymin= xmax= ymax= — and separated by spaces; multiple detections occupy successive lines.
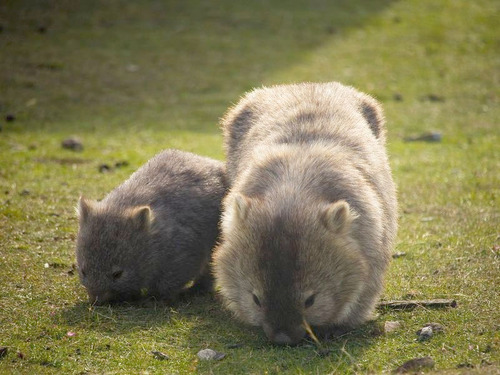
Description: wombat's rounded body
xmin=213 ymin=82 xmax=397 ymax=344
xmin=76 ymin=149 xmax=226 ymax=304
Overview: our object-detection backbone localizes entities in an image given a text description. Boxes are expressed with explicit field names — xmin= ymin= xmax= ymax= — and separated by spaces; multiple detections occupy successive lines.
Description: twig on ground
xmin=377 ymin=299 xmax=457 ymax=310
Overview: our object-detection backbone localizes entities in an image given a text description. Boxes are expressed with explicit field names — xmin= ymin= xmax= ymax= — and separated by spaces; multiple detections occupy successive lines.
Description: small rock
xmin=422 ymin=94 xmax=445 ymax=102
xmin=421 ymin=322 xmax=444 ymax=333
xmin=62 ymin=137 xmax=83 ymax=151
xmin=417 ymin=326 xmax=433 ymax=341
xmin=394 ymin=357 xmax=434 ymax=373
xmin=20 ymin=189 xmax=30 ymax=196
xmin=151 ymin=350 xmax=169 ymax=360
xmin=404 ymin=132 xmax=442 ymax=143
xmin=98 ymin=164 xmax=112 ymax=173
xmin=384 ymin=321 xmax=401 ymax=333
xmin=67 ymin=264 xmax=76 ymax=276
xmin=197 ymin=348 xmax=226 ymax=361
xmin=392 ymin=252 xmax=406 ymax=258
xmin=114 ymin=160 xmax=129 ymax=168
xmin=0 ymin=346 xmax=8 ymax=359
xmin=5 ymin=114 xmax=16 ymax=122
xmin=393 ymin=93 xmax=403 ymax=101
xmin=16 ymin=351 xmax=25 ymax=360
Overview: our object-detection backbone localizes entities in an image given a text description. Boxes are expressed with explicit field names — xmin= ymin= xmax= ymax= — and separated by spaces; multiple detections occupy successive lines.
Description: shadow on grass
xmin=1 ymin=0 xmax=398 ymax=134
xmin=57 ymin=292 xmax=380 ymax=372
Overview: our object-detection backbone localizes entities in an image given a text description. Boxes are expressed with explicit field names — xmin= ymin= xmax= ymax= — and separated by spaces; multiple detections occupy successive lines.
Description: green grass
xmin=0 ymin=0 xmax=498 ymax=373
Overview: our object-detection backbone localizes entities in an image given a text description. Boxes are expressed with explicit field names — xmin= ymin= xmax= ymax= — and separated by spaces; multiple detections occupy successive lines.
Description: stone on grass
xmin=197 ymin=348 xmax=225 ymax=361
xmin=151 ymin=351 xmax=169 ymax=360
xmin=417 ymin=322 xmax=444 ymax=341
xmin=417 ymin=326 xmax=433 ymax=341
xmin=384 ymin=320 xmax=402 ymax=333
xmin=62 ymin=137 xmax=83 ymax=151
xmin=394 ymin=357 xmax=434 ymax=373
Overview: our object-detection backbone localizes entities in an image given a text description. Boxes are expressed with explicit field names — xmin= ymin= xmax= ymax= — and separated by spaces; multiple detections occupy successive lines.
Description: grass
xmin=0 ymin=0 xmax=498 ymax=373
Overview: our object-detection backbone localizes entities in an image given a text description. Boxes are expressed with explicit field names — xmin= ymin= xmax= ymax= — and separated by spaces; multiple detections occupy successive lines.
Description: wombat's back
xmin=222 ymin=82 xmax=387 ymax=183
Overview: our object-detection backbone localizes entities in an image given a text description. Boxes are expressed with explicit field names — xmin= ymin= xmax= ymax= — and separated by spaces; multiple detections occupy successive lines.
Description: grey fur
xmin=76 ymin=149 xmax=226 ymax=304
xmin=214 ymin=82 xmax=398 ymax=345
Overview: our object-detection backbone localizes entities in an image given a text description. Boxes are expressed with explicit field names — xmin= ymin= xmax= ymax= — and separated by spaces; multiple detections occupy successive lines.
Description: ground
xmin=0 ymin=0 xmax=498 ymax=373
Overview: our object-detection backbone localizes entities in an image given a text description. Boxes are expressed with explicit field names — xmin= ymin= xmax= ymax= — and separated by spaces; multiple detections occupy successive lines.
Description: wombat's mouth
xmin=88 ymin=291 xmax=142 ymax=306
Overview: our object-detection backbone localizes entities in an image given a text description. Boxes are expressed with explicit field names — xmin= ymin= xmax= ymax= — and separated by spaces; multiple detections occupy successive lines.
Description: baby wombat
xmin=213 ymin=82 xmax=398 ymax=345
xmin=76 ymin=149 xmax=226 ymax=305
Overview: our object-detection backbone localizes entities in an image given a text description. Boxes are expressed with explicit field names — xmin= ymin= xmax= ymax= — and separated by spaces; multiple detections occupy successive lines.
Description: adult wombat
xmin=76 ymin=149 xmax=226 ymax=304
xmin=213 ymin=82 xmax=397 ymax=345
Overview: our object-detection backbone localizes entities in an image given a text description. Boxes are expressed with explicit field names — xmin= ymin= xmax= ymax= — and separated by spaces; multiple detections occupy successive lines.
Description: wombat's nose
xmin=272 ymin=332 xmax=294 ymax=345
xmin=88 ymin=292 xmax=110 ymax=305
xmin=269 ymin=328 xmax=306 ymax=346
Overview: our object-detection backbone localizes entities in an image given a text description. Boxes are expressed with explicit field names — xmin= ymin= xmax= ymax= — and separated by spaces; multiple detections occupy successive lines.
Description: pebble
xmin=151 ymin=350 xmax=169 ymax=360
xmin=417 ymin=326 xmax=433 ymax=341
xmin=197 ymin=348 xmax=225 ymax=361
xmin=384 ymin=320 xmax=401 ymax=333
xmin=416 ymin=322 xmax=443 ymax=341
xmin=62 ymin=137 xmax=84 ymax=151
xmin=114 ymin=160 xmax=129 ymax=168
xmin=394 ymin=356 xmax=434 ymax=373
xmin=393 ymin=93 xmax=403 ymax=101
xmin=98 ymin=164 xmax=112 ymax=173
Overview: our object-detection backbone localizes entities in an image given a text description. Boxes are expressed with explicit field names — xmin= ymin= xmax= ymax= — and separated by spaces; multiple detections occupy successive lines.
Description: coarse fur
xmin=76 ymin=149 xmax=227 ymax=305
xmin=213 ymin=82 xmax=398 ymax=345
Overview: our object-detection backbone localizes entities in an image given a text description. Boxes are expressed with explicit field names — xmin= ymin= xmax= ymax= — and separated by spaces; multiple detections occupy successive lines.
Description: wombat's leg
xmin=189 ymin=267 xmax=214 ymax=294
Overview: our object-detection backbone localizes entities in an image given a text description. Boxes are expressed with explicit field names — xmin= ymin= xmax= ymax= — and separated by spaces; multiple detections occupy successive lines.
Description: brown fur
xmin=213 ymin=82 xmax=397 ymax=345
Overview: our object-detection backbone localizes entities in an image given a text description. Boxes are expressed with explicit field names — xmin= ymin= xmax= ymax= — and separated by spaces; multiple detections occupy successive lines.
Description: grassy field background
xmin=1 ymin=0 xmax=498 ymax=373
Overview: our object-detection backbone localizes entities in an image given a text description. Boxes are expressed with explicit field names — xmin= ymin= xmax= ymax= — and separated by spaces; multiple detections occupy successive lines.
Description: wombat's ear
xmin=321 ymin=200 xmax=358 ymax=234
xmin=131 ymin=206 xmax=154 ymax=231
xmin=77 ymin=196 xmax=94 ymax=222
xmin=358 ymin=94 xmax=386 ymax=143
xmin=234 ymin=194 xmax=251 ymax=220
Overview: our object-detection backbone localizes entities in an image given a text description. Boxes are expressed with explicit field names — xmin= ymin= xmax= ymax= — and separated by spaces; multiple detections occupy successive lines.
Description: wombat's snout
xmin=263 ymin=323 xmax=306 ymax=346
xmin=87 ymin=291 xmax=113 ymax=305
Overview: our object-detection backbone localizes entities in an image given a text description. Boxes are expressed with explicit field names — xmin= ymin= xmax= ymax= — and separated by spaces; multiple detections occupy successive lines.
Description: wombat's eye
xmin=305 ymin=294 xmax=316 ymax=308
xmin=252 ymin=293 xmax=261 ymax=307
xmin=112 ymin=270 xmax=123 ymax=280
xmin=81 ymin=269 xmax=86 ymax=277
